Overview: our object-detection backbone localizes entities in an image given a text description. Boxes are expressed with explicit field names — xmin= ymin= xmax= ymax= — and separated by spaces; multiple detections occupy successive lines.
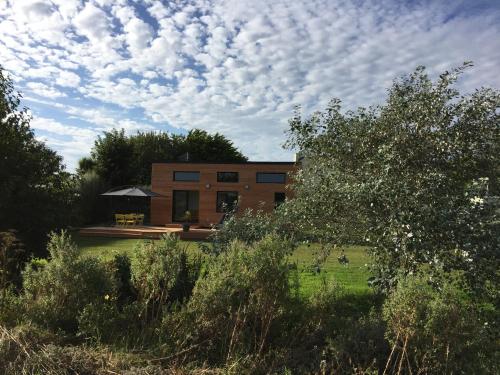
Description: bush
xmin=382 ymin=274 xmax=496 ymax=374
xmin=78 ymin=301 xmax=142 ymax=346
xmin=167 ymin=235 xmax=297 ymax=365
xmin=21 ymin=231 xmax=114 ymax=333
xmin=0 ymin=230 xmax=27 ymax=292
xmin=204 ymin=207 xmax=300 ymax=256
xmin=132 ymin=234 xmax=201 ymax=324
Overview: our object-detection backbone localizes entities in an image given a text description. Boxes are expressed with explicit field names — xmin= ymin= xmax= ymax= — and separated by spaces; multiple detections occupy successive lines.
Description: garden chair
xmin=115 ymin=214 xmax=126 ymax=226
xmin=135 ymin=213 xmax=144 ymax=226
xmin=125 ymin=213 xmax=136 ymax=226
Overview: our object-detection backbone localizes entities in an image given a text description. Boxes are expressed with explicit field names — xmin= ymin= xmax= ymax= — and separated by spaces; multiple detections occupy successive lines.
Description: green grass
xmin=72 ymin=233 xmax=372 ymax=297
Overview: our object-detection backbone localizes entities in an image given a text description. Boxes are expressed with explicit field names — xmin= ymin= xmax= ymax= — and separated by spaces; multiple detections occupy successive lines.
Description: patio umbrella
xmin=101 ymin=186 xmax=163 ymax=197
xmin=101 ymin=186 xmax=164 ymax=223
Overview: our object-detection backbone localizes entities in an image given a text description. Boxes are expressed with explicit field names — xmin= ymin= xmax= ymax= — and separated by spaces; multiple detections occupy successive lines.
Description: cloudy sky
xmin=1 ymin=0 xmax=499 ymax=170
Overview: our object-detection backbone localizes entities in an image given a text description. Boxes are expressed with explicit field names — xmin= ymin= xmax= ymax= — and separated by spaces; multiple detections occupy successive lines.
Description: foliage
xmin=286 ymin=63 xmax=500 ymax=294
xmin=78 ymin=301 xmax=142 ymax=346
xmin=167 ymin=235 xmax=297 ymax=365
xmin=21 ymin=231 xmax=114 ymax=333
xmin=132 ymin=234 xmax=202 ymax=323
xmin=0 ymin=230 xmax=26 ymax=293
xmin=382 ymin=274 xmax=497 ymax=374
xmin=0 ymin=66 xmax=76 ymax=257
xmin=82 ymin=128 xmax=247 ymax=186
xmin=203 ymin=206 xmax=300 ymax=256
xmin=75 ymin=170 xmax=111 ymax=225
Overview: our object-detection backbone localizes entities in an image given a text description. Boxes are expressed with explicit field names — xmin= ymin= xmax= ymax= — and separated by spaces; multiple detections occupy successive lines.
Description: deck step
xmin=78 ymin=226 xmax=213 ymax=240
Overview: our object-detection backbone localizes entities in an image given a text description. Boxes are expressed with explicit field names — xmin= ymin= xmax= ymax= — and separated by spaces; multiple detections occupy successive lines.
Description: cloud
xmin=0 ymin=0 xmax=499 ymax=171
xmin=73 ymin=2 xmax=111 ymax=43
xmin=26 ymin=82 xmax=66 ymax=98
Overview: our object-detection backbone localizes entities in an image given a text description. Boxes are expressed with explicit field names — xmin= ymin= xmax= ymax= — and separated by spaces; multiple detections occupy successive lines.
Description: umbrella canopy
xmin=101 ymin=186 xmax=164 ymax=197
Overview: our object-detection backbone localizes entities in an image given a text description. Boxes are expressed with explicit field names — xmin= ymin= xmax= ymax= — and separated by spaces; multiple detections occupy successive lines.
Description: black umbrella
xmin=101 ymin=186 xmax=164 ymax=224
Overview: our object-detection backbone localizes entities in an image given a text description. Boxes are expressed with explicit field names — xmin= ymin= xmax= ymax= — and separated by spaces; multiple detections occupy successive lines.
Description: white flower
xmin=470 ymin=196 xmax=484 ymax=205
xmin=407 ymin=232 xmax=413 ymax=238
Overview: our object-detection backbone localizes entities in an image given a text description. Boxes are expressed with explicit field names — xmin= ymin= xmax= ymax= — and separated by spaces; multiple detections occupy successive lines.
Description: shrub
xmin=204 ymin=207 xmax=300 ymax=256
xmin=382 ymin=274 xmax=496 ymax=374
xmin=21 ymin=231 xmax=114 ymax=334
xmin=167 ymin=235 xmax=297 ymax=365
xmin=0 ymin=229 xmax=27 ymax=292
xmin=132 ymin=234 xmax=201 ymax=324
xmin=78 ymin=301 xmax=142 ymax=346
xmin=109 ymin=253 xmax=136 ymax=307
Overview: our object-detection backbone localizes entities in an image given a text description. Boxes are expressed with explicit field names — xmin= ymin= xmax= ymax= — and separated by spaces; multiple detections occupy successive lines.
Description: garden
xmin=1 ymin=64 xmax=498 ymax=374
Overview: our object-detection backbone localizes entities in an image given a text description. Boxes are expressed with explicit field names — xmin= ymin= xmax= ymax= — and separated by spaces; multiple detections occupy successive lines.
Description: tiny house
xmin=150 ymin=161 xmax=296 ymax=227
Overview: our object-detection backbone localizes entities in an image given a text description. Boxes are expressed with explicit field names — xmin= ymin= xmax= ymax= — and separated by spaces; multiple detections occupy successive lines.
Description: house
xmin=150 ymin=161 xmax=296 ymax=227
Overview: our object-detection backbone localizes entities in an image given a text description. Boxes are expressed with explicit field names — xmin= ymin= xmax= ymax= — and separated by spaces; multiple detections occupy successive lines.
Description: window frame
xmin=173 ymin=171 xmax=200 ymax=182
xmin=256 ymin=172 xmax=286 ymax=184
xmin=216 ymin=191 xmax=239 ymax=213
xmin=217 ymin=171 xmax=239 ymax=183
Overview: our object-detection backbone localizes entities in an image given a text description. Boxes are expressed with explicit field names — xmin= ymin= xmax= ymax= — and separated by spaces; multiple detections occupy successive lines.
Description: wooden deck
xmin=78 ymin=225 xmax=214 ymax=240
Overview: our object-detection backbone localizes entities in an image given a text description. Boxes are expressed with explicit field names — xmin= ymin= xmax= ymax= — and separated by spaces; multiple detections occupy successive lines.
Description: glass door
xmin=172 ymin=190 xmax=199 ymax=222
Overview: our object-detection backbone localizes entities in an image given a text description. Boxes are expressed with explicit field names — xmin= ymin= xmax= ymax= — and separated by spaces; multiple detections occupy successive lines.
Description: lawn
xmin=72 ymin=233 xmax=372 ymax=297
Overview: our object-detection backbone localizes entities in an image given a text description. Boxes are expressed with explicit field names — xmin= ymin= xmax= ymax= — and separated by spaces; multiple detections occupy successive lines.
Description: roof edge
xmin=152 ymin=161 xmax=296 ymax=165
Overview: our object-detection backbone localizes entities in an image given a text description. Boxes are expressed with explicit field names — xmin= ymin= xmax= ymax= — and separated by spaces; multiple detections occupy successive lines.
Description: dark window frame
xmin=256 ymin=172 xmax=286 ymax=184
xmin=172 ymin=190 xmax=199 ymax=223
xmin=173 ymin=171 xmax=200 ymax=182
xmin=217 ymin=171 xmax=239 ymax=183
xmin=216 ymin=191 xmax=239 ymax=213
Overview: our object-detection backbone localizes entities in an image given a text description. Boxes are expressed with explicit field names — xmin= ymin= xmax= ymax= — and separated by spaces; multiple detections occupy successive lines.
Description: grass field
xmin=72 ymin=233 xmax=372 ymax=297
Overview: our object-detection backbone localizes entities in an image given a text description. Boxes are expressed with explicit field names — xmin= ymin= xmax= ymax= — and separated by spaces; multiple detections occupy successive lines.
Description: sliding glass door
xmin=172 ymin=190 xmax=199 ymax=222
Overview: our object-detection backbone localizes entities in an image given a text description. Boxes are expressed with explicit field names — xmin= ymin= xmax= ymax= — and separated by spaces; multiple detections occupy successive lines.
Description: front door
xmin=172 ymin=190 xmax=199 ymax=222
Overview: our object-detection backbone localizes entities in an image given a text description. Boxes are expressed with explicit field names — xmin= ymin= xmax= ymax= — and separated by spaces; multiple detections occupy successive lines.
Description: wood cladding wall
xmin=150 ymin=162 xmax=296 ymax=227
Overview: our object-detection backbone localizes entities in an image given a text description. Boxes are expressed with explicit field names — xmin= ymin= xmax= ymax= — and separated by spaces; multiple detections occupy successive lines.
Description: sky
xmin=1 ymin=0 xmax=499 ymax=171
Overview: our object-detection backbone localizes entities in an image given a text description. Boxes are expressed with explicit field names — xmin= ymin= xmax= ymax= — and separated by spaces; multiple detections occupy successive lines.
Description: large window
xmin=174 ymin=171 xmax=200 ymax=182
xmin=172 ymin=190 xmax=199 ymax=222
xmin=217 ymin=171 xmax=239 ymax=183
xmin=216 ymin=191 xmax=239 ymax=213
xmin=256 ymin=172 xmax=286 ymax=184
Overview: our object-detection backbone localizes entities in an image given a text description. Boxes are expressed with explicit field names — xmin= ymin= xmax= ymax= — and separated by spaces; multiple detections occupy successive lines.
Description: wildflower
xmin=470 ymin=196 xmax=484 ymax=205
xmin=104 ymin=294 xmax=110 ymax=301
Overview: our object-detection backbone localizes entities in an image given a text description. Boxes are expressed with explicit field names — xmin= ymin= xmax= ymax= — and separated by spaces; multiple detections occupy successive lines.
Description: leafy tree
xmin=129 ymin=131 xmax=176 ymax=185
xmin=76 ymin=170 xmax=110 ymax=225
xmin=286 ymin=63 xmax=499 ymax=295
xmin=76 ymin=156 xmax=96 ymax=175
xmin=177 ymin=129 xmax=247 ymax=163
xmin=0 ymin=66 xmax=75 ymax=257
xmin=91 ymin=129 xmax=135 ymax=187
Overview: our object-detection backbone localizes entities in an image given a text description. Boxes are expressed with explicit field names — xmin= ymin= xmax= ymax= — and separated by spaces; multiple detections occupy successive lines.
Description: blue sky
xmin=1 ymin=0 xmax=499 ymax=171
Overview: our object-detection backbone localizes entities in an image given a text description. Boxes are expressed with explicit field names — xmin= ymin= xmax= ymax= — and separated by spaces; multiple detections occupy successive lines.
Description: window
xmin=217 ymin=191 xmax=238 ymax=212
xmin=174 ymin=171 xmax=200 ymax=182
xmin=172 ymin=190 xmax=199 ymax=222
xmin=256 ymin=172 xmax=286 ymax=184
xmin=217 ymin=171 xmax=239 ymax=183
xmin=274 ymin=192 xmax=286 ymax=208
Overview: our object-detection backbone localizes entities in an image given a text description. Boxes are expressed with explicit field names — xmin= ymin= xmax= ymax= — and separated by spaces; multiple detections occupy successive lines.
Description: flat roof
xmin=153 ymin=161 xmax=296 ymax=165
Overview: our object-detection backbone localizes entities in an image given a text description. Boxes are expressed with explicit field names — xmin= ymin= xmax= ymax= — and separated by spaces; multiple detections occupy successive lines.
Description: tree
xmin=177 ymin=129 xmax=247 ymax=164
xmin=0 ymin=66 xmax=75 ymax=257
xmin=91 ymin=129 xmax=135 ymax=187
xmin=286 ymin=63 xmax=499 ymax=296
